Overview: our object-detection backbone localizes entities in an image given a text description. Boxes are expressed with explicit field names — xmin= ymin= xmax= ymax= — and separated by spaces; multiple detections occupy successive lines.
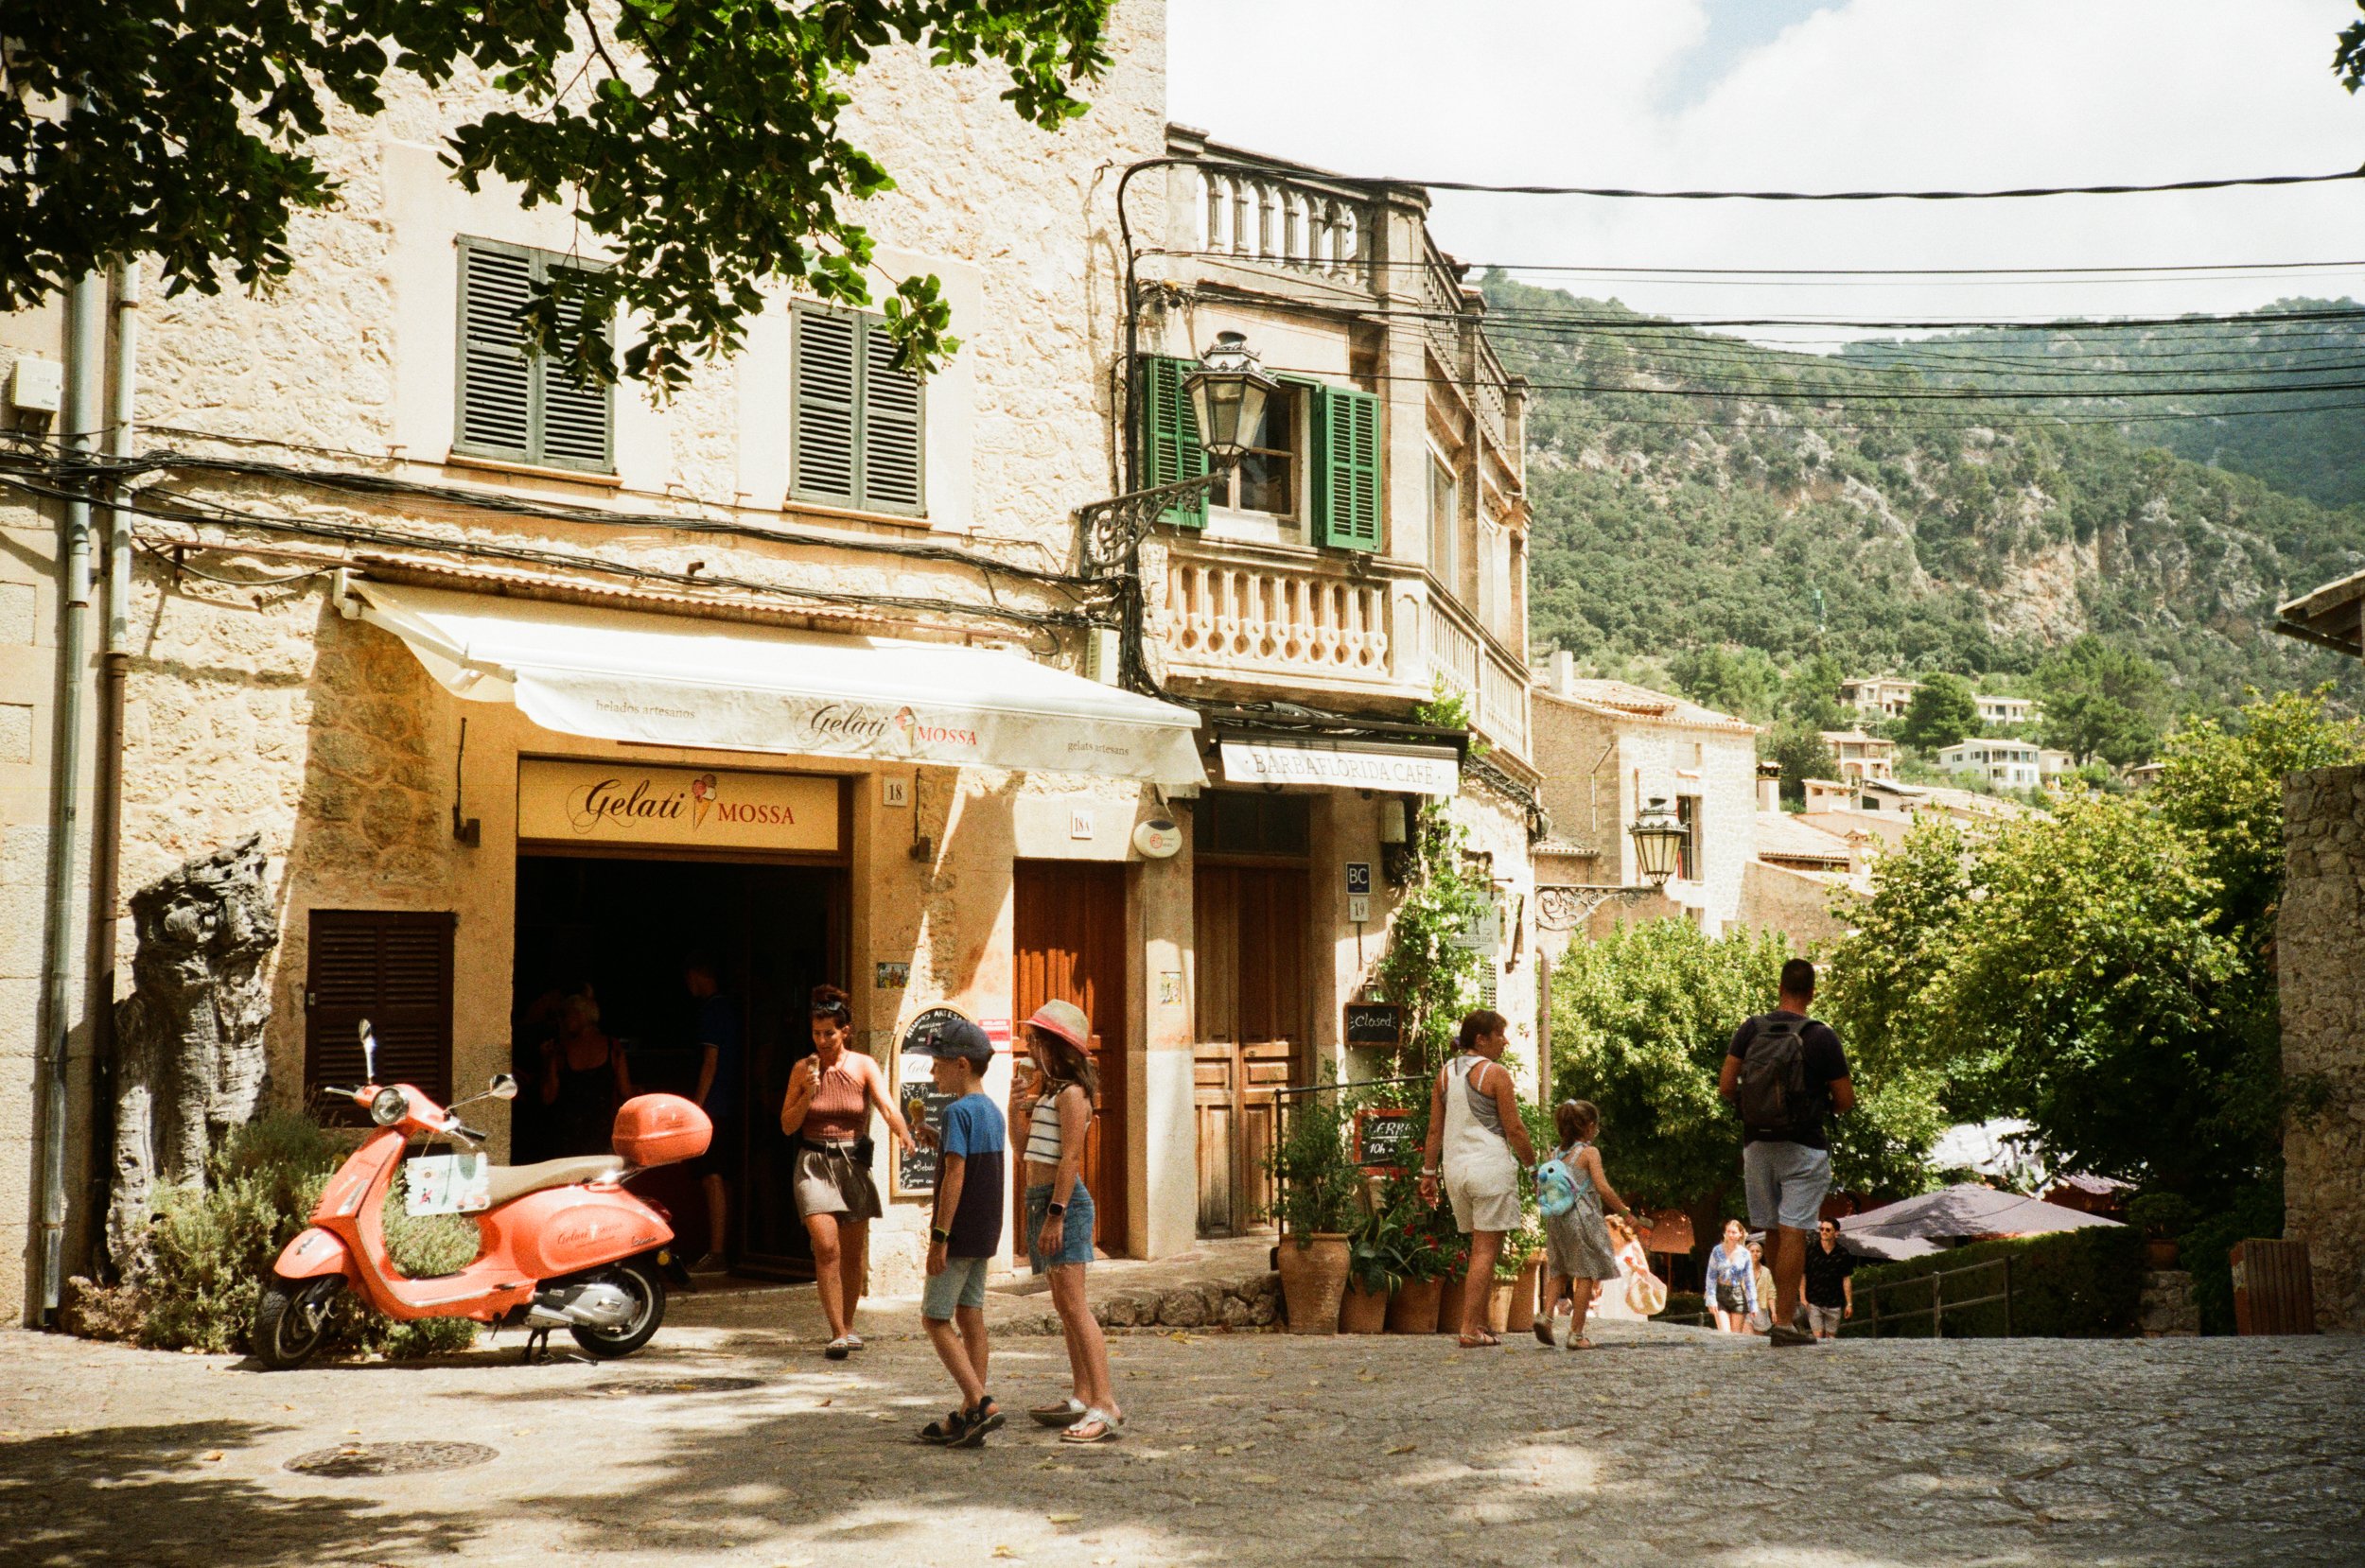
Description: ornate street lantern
xmin=1628 ymin=796 xmax=1686 ymax=889
xmin=1183 ymin=331 xmax=1279 ymax=464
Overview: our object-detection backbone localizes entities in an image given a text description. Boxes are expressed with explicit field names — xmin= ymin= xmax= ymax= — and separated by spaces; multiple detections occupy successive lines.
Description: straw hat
xmin=1026 ymin=999 xmax=1091 ymax=1052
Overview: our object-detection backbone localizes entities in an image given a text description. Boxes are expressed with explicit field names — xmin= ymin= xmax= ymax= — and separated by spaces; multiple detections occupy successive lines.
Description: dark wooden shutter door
xmin=1138 ymin=356 xmax=1208 ymax=527
xmin=458 ymin=246 xmax=534 ymax=458
xmin=861 ymin=323 xmax=925 ymax=514
xmin=305 ymin=910 xmax=456 ymax=1106
xmin=1314 ymin=386 xmax=1382 ymax=551
xmin=538 ymin=266 xmax=614 ymax=471
xmin=792 ymin=309 xmax=861 ymax=505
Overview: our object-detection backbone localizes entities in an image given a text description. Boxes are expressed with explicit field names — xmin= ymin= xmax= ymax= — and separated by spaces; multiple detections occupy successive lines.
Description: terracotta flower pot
xmin=1339 ymin=1280 xmax=1390 ymax=1334
xmin=1386 ymin=1277 xmax=1443 ymax=1333
xmin=1437 ymin=1270 xmax=1470 ymax=1333
xmin=2146 ymin=1238 xmax=2181 ymax=1269
xmin=1276 ymin=1233 xmax=1350 ymax=1335
xmin=1503 ymin=1257 xmax=1541 ymax=1333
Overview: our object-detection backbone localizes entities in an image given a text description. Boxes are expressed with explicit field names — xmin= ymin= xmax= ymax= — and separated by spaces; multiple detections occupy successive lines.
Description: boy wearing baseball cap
xmin=913 ymin=1017 xmax=1007 ymax=1448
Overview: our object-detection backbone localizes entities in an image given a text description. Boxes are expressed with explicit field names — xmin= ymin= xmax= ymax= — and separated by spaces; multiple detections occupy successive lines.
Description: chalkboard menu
xmin=1354 ymin=1107 xmax=1416 ymax=1174
xmin=1343 ymin=1002 xmax=1404 ymax=1050
xmin=891 ymin=1004 xmax=972 ymax=1196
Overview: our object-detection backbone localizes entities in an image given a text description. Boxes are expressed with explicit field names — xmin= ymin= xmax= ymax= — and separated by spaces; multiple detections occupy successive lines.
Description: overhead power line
xmin=1378 ymin=168 xmax=2365 ymax=201
xmin=1143 ymin=246 xmax=2365 ymax=280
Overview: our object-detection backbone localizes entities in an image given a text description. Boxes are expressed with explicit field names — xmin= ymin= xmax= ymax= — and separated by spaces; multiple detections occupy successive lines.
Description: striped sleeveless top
xmin=1025 ymin=1079 xmax=1084 ymax=1165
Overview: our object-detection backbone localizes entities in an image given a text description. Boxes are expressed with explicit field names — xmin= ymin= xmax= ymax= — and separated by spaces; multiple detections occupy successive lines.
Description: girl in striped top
xmin=1016 ymin=999 xmax=1122 ymax=1442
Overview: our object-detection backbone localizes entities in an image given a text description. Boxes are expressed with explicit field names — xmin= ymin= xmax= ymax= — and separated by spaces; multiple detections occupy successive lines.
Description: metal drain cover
xmin=286 ymin=1440 xmax=499 ymax=1478
xmin=584 ymin=1374 xmax=763 ymax=1397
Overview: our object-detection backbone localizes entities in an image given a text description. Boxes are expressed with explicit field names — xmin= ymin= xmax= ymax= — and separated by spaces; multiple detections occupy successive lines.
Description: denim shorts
xmin=1743 ymin=1140 xmax=1832 ymax=1231
xmin=920 ymin=1253 xmax=991 ymax=1321
xmin=1025 ymin=1179 xmax=1095 ymax=1273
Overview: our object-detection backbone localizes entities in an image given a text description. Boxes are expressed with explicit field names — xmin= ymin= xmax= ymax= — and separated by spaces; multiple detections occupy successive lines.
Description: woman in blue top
xmin=1704 ymin=1218 xmax=1759 ymax=1333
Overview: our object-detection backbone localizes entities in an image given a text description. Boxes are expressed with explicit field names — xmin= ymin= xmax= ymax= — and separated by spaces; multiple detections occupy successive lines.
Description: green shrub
xmin=1849 ymin=1225 xmax=2145 ymax=1338
xmin=1268 ymin=1077 xmax=1359 ymax=1240
xmin=98 ymin=1112 xmax=478 ymax=1359
xmin=2176 ymin=1178 xmax=2283 ymax=1335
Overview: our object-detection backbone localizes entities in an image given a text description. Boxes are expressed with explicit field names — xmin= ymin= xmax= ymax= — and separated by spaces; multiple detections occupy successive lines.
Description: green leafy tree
xmin=0 ymin=0 xmax=1112 ymax=388
xmin=2035 ymin=635 xmax=2169 ymax=767
xmin=1782 ymin=652 xmax=1848 ymax=733
xmin=1549 ymin=921 xmax=1942 ymax=1259
xmin=1761 ymin=723 xmax=1837 ymax=807
xmin=1667 ymin=644 xmax=1782 ymax=724
xmin=1897 ymin=671 xmax=1978 ymax=753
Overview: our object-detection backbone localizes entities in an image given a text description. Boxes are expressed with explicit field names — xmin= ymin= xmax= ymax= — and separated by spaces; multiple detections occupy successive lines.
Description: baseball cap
xmin=1026 ymin=999 xmax=1091 ymax=1051
xmin=917 ymin=1017 xmax=993 ymax=1064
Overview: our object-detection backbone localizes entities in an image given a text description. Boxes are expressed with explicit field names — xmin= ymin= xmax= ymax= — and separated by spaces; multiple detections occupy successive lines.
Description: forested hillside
xmin=1483 ymin=273 xmax=2365 ymax=712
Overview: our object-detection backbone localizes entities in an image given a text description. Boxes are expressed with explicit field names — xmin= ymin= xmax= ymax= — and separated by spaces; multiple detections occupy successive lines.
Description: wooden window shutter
xmin=792 ymin=307 xmax=861 ymax=506
xmin=456 ymin=244 xmax=534 ymax=460
xmin=861 ymin=323 xmax=926 ymax=515
xmin=1137 ymin=355 xmax=1208 ymax=527
xmin=304 ymin=910 xmax=457 ymax=1109
xmin=1313 ymin=385 xmax=1382 ymax=551
xmin=537 ymin=264 xmax=615 ymax=472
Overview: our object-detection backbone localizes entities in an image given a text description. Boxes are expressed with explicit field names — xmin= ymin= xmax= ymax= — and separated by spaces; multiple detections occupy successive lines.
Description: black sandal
xmin=969 ymin=1394 xmax=1006 ymax=1438
xmin=920 ymin=1407 xmax=973 ymax=1445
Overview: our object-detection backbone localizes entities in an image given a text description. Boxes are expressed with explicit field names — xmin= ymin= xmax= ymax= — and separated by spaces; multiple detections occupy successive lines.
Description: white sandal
xmin=1060 ymin=1407 xmax=1123 ymax=1444
xmin=1030 ymin=1397 xmax=1088 ymax=1428
xmin=824 ymin=1334 xmax=859 ymax=1360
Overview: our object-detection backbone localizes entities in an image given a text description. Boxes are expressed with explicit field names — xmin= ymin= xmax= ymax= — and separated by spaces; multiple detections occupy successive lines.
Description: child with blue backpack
xmin=1533 ymin=1099 xmax=1648 ymax=1349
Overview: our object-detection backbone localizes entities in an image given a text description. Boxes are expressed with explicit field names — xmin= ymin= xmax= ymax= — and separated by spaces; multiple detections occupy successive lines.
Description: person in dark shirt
xmin=1719 ymin=957 xmax=1856 ymax=1346
xmin=914 ymin=1019 xmax=1006 ymax=1447
xmin=683 ymin=955 xmax=743 ymax=1274
xmin=1803 ymin=1217 xmax=1858 ymax=1340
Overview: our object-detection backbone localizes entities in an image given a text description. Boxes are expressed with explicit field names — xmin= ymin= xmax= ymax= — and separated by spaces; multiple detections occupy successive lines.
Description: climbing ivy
xmin=1371 ymin=688 xmax=1496 ymax=1071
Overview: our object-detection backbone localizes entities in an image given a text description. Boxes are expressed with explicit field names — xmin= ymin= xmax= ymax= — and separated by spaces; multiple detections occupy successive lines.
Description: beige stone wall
xmin=1735 ymin=861 xmax=1853 ymax=953
xmin=2280 ymin=762 xmax=2365 ymax=1333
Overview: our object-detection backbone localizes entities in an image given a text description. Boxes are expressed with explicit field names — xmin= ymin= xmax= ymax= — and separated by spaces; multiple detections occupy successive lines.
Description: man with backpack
xmin=1720 ymin=958 xmax=1855 ymax=1348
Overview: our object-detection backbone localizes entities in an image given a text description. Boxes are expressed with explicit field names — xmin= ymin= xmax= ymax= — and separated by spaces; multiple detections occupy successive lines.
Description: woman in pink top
xmin=780 ymin=984 xmax=914 ymax=1359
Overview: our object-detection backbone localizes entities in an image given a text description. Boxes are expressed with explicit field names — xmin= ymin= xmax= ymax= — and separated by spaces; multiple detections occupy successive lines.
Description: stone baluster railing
xmin=1165 ymin=559 xmax=1391 ymax=679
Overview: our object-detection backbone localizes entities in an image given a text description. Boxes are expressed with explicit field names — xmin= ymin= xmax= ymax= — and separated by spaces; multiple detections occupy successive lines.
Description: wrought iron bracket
xmin=1074 ymin=469 xmax=1231 ymax=579
xmin=1535 ymin=882 xmax=1656 ymax=933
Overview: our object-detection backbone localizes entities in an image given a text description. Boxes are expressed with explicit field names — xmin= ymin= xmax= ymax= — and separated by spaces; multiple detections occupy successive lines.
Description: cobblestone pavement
xmin=2 ymin=1314 xmax=2360 ymax=1567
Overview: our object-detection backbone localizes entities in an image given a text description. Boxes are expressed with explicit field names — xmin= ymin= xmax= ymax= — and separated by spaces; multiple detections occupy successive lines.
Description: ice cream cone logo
xmin=689 ymin=773 xmax=718 ymax=829
xmin=892 ymin=706 xmax=918 ymax=752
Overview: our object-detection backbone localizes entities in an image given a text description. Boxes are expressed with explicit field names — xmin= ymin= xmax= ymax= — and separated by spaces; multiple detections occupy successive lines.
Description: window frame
xmin=452 ymin=235 xmax=616 ymax=476
xmin=1209 ymin=381 xmax=1306 ymax=530
xmin=1675 ymin=793 xmax=1702 ymax=882
xmin=789 ymin=301 xmax=928 ymax=519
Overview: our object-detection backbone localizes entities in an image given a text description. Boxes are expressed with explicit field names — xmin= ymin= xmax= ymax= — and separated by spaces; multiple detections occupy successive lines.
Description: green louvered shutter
xmin=1313 ymin=385 xmax=1382 ymax=551
xmin=1138 ymin=355 xmax=1208 ymax=528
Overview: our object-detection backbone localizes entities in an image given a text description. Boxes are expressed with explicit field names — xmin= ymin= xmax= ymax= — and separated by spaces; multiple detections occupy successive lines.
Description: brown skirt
xmin=792 ymin=1141 xmax=882 ymax=1222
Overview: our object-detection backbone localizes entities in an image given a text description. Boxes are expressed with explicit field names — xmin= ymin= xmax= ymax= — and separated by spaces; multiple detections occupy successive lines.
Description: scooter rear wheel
xmin=254 ymin=1275 xmax=343 ymax=1369
xmin=569 ymin=1258 xmax=666 ymax=1359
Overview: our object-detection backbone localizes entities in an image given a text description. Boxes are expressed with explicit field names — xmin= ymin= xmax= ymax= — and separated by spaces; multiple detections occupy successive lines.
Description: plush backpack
xmin=1733 ymin=1014 xmax=1813 ymax=1139
xmin=1533 ymin=1154 xmax=1579 ymax=1218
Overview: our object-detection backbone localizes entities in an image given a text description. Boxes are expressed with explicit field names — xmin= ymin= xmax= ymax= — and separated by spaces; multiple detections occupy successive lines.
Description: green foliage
xmin=2035 ymin=636 xmax=2168 ymax=766
xmin=3 ymin=0 xmax=1114 ymax=390
xmin=1667 ymin=644 xmax=1784 ymax=724
xmin=1371 ymin=690 xmax=1494 ymax=1067
xmin=1850 ymin=1227 xmax=2146 ymax=1339
xmin=1268 ymin=1077 xmax=1358 ymax=1239
xmin=2177 ymin=1177 xmax=2285 ymax=1336
xmin=1548 ymin=920 xmax=1945 ymax=1222
xmin=1898 ymin=672 xmax=1978 ymax=753
xmin=1761 ymin=723 xmax=1837 ymax=807
xmin=1782 ymin=653 xmax=1848 ymax=732
xmin=106 ymin=1113 xmax=476 ymax=1358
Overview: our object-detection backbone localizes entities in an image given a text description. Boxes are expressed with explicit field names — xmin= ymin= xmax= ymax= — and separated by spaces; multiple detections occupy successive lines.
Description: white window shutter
xmin=457 ymin=245 xmax=533 ymax=458
xmin=537 ymin=268 xmax=613 ymax=471
xmin=792 ymin=309 xmax=860 ymax=505
xmin=862 ymin=323 xmax=925 ymax=514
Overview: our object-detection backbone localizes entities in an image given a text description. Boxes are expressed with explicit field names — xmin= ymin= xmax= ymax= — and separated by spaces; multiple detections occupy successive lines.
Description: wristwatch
xmin=930 ymin=1226 xmax=951 ymax=1244
xmin=1046 ymin=1201 xmax=1067 ymax=1216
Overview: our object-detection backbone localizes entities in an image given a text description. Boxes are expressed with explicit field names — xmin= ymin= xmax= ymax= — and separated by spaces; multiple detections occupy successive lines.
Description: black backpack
xmin=1734 ymin=1015 xmax=1813 ymax=1139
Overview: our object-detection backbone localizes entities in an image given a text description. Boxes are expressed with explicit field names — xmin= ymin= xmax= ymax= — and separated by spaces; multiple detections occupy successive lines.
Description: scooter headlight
xmin=370 ymin=1087 xmax=409 ymax=1126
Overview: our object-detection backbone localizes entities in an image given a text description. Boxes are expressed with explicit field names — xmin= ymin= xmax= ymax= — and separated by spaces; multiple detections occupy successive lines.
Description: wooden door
xmin=1012 ymin=861 xmax=1130 ymax=1257
xmin=1193 ymin=864 xmax=1310 ymax=1236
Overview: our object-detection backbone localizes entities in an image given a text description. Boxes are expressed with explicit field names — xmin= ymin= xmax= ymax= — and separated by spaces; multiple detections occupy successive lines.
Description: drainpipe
xmin=36 ymin=268 xmax=107 ymax=1318
xmin=84 ymin=261 xmax=141 ymax=1269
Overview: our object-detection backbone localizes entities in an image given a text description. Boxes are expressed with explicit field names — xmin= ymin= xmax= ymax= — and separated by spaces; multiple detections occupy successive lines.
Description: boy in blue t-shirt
xmin=914 ymin=1019 xmax=1006 ymax=1447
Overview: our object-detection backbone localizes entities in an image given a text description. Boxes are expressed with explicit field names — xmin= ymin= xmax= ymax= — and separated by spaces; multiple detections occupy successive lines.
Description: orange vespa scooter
xmin=254 ymin=1020 xmax=710 ymax=1369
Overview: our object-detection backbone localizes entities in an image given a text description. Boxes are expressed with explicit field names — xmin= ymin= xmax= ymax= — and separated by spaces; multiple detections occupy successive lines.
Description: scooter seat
xmin=484 ymin=1156 xmax=626 ymax=1208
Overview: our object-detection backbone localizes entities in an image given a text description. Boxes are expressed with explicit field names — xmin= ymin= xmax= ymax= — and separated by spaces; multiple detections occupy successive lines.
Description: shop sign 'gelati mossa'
xmin=517 ymin=759 xmax=839 ymax=852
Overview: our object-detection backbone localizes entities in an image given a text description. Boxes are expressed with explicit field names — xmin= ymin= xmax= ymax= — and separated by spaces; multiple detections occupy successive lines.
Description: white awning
xmin=352 ymin=582 xmax=1206 ymax=788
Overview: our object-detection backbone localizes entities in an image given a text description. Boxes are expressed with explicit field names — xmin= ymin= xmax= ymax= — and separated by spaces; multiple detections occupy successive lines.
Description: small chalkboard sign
xmin=892 ymin=1003 xmax=973 ymax=1196
xmin=1354 ymin=1107 xmax=1416 ymax=1175
xmin=1343 ymin=1001 xmax=1404 ymax=1050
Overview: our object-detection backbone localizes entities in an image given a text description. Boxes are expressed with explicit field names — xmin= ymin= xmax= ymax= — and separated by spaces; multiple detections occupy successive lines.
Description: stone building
xmin=1130 ymin=132 xmax=1541 ymax=1235
xmin=2280 ymin=763 xmax=2364 ymax=1332
xmin=0 ymin=7 xmax=1543 ymax=1319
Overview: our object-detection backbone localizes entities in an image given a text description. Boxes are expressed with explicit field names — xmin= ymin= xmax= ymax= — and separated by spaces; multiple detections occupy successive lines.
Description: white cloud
xmin=1166 ymin=0 xmax=2365 ymax=330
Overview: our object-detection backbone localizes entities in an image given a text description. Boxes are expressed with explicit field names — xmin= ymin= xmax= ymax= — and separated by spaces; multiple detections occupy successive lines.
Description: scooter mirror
xmin=488 ymin=1072 xmax=518 ymax=1101
xmin=357 ymin=1019 xmax=377 ymax=1085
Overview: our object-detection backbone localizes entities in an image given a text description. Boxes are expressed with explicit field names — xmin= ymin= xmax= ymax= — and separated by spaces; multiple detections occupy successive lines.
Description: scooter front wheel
xmin=569 ymin=1258 xmax=666 ymax=1359
xmin=254 ymin=1275 xmax=344 ymax=1369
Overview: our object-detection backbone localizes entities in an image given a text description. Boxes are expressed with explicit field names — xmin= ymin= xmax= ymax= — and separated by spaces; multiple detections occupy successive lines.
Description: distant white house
xmin=1820 ymin=729 xmax=1897 ymax=783
xmin=2039 ymin=748 xmax=2076 ymax=785
xmin=1840 ymin=675 xmax=1919 ymax=719
xmin=2123 ymin=759 xmax=2166 ymax=789
xmin=1975 ymin=693 xmax=2038 ymax=727
xmin=1937 ymin=738 xmax=2042 ymax=790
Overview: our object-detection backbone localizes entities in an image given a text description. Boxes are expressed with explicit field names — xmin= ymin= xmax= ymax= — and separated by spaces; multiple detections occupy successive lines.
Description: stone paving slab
xmin=2 ymin=1322 xmax=2360 ymax=1566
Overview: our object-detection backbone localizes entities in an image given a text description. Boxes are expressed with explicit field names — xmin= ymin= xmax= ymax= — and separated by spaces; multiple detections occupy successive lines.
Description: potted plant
xmin=2126 ymin=1193 xmax=2197 ymax=1269
xmin=1340 ymin=1204 xmax=1396 ymax=1334
xmin=1267 ymin=1086 xmax=1358 ymax=1334
xmin=1495 ymin=1222 xmax=1544 ymax=1334
xmin=1383 ymin=1196 xmax=1449 ymax=1333
xmin=1434 ymin=1239 xmax=1473 ymax=1334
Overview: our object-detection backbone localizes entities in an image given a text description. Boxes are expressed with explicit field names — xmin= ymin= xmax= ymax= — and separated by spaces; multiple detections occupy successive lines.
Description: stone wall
xmin=1736 ymin=860 xmax=1855 ymax=952
xmin=2280 ymin=763 xmax=2365 ymax=1333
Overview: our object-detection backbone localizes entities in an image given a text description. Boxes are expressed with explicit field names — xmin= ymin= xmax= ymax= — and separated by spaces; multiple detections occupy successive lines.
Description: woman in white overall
xmin=1416 ymin=1009 xmax=1537 ymax=1348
